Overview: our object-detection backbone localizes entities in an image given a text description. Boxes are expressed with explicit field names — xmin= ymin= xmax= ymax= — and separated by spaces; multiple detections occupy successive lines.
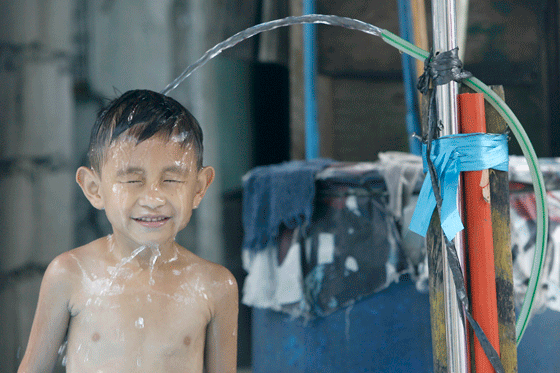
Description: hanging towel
xmin=242 ymin=159 xmax=333 ymax=252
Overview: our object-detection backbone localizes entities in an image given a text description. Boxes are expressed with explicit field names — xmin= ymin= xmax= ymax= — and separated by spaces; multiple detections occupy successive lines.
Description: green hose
xmin=381 ymin=29 xmax=549 ymax=345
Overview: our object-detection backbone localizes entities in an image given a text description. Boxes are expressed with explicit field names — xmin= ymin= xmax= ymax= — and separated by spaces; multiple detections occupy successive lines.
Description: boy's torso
xmin=63 ymin=239 xmax=214 ymax=372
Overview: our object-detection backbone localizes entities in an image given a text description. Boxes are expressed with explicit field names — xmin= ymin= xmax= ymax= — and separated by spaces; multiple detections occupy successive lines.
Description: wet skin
xmin=18 ymin=138 xmax=238 ymax=373
xmin=64 ymin=239 xmax=236 ymax=372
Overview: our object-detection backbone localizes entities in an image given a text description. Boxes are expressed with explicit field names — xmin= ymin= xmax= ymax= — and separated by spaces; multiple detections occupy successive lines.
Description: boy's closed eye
xmin=118 ymin=178 xmax=185 ymax=184
xmin=116 ymin=167 xmax=144 ymax=183
xmin=117 ymin=177 xmax=143 ymax=184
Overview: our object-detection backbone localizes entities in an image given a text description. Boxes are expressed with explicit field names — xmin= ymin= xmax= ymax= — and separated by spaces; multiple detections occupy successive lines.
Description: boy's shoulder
xmin=176 ymin=248 xmax=238 ymax=297
xmin=46 ymin=237 xmax=108 ymax=279
xmin=37 ymin=238 xmax=107 ymax=302
xmin=179 ymin=249 xmax=235 ymax=280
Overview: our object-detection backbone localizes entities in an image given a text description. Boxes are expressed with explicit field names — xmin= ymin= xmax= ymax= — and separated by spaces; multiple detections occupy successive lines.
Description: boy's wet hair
xmin=88 ymin=89 xmax=203 ymax=174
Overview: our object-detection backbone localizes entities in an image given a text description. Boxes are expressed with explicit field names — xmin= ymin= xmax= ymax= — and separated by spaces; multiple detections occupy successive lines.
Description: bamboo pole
xmin=486 ymin=86 xmax=518 ymax=373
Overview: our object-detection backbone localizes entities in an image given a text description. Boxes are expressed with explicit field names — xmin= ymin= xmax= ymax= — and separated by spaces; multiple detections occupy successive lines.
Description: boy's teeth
xmin=138 ymin=217 xmax=166 ymax=222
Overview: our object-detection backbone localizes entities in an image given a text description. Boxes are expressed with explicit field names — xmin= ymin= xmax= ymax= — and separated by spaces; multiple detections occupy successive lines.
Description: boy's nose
xmin=138 ymin=184 xmax=166 ymax=208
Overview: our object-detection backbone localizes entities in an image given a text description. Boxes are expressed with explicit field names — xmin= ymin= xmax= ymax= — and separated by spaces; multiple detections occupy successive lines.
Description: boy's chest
xmin=66 ymin=271 xmax=213 ymax=363
xmin=72 ymin=264 xmax=213 ymax=315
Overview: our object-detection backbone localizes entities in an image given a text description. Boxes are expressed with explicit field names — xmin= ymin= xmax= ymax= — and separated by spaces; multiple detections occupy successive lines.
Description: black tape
xmin=420 ymin=49 xmax=506 ymax=373
xmin=417 ymin=47 xmax=472 ymax=94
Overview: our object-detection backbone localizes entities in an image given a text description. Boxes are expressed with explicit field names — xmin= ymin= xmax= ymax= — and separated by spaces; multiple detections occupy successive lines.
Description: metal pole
xmin=431 ymin=0 xmax=469 ymax=371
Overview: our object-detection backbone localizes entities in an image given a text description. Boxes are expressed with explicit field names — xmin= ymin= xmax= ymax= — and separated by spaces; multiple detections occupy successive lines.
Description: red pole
xmin=458 ymin=93 xmax=501 ymax=373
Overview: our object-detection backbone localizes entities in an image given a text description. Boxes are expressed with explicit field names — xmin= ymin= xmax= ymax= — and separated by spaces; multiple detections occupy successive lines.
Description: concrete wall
xmin=0 ymin=0 xmax=74 ymax=371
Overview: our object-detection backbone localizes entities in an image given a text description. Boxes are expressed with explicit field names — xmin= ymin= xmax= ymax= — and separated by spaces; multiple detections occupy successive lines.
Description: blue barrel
xmin=251 ymin=277 xmax=433 ymax=373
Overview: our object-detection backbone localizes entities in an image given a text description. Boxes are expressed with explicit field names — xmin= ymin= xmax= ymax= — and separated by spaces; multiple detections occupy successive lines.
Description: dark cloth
xmin=242 ymin=159 xmax=334 ymax=252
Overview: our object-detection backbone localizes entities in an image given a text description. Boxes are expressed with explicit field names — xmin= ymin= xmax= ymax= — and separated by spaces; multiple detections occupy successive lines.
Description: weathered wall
xmin=0 ymin=1 xmax=75 ymax=371
xmin=289 ymin=0 xmax=556 ymax=161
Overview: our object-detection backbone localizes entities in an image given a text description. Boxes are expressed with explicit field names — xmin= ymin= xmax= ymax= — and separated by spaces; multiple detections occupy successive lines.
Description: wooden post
xmin=426 ymin=212 xmax=449 ymax=373
xmin=485 ymin=85 xmax=518 ymax=373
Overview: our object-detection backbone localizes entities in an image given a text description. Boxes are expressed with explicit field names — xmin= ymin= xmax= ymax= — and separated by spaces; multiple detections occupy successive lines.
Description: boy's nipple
xmin=183 ymin=335 xmax=191 ymax=346
xmin=92 ymin=332 xmax=101 ymax=342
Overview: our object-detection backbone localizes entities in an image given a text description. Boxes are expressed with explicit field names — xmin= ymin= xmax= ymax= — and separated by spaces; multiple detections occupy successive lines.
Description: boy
xmin=18 ymin=90 xmax=238 ymax=373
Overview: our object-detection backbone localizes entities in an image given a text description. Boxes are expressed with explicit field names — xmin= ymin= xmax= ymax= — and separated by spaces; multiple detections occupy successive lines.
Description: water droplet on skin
xmin=135 ymin=317 xmax=145 ymax=329
xmin=58 ymin=341 xmax=67 ymax=356
xmin=62 ymin=355 xmax=67 ymax=366
xmin=171 ymin=132 xmax=190 ymax=143
xmin=107 ymin=234 xmax=115 ymax=252
xmin=147 ymin=294 xmax=152 ymax=302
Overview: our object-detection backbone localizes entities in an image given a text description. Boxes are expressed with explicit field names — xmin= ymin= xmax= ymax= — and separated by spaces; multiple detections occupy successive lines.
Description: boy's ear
xmin=76 ymin=166 xmax=105 ymax=210
xmin=193 ymin=166 xmax=215 ymax=209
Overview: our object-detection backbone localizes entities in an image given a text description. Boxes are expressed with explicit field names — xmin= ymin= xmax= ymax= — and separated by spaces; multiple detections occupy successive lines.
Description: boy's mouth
xmin=133 ymin=216 xmax=170 ymax=228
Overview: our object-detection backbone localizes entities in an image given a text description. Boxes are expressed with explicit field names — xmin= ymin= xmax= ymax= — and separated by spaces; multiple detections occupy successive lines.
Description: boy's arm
xmin=18 ymin=254 xmax=74 ymax=373
xmin=204 ymin=269 xmax=239 ymax=373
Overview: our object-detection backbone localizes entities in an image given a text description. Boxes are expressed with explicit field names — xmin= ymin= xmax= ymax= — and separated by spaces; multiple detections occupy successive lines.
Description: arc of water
xmin=160 ymin=15 xmax=381 ymax=95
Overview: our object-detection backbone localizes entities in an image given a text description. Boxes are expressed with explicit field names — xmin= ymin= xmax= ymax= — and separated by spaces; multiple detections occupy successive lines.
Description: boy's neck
xmin=106 ymin=235 xmax=179 ymax=268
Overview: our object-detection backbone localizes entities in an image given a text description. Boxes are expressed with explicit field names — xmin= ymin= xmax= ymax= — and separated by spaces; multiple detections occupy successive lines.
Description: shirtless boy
xmin=18 ymin=90 xmax=238 ymax=373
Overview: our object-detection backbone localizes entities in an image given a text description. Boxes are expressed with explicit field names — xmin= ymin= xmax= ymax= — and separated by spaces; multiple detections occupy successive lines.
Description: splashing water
xmin=101 ymin=245 xmax=148 ymax=294
xmin=148 ymin=246 xmax=161 ymax=286
xmin=102 ymin=244 xmax=164 ymax=291
xmin=161 ymin=14 xmax=382 ymax=95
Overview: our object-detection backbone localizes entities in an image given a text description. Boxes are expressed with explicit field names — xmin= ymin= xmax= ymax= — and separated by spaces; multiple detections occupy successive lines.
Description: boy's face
xmin=79 ymin=136 xmax=213 ymax=251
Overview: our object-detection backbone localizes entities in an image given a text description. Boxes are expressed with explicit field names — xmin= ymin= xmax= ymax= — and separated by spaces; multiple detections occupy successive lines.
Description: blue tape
xmin=409 ymin=132 xmax=508 ymax=240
